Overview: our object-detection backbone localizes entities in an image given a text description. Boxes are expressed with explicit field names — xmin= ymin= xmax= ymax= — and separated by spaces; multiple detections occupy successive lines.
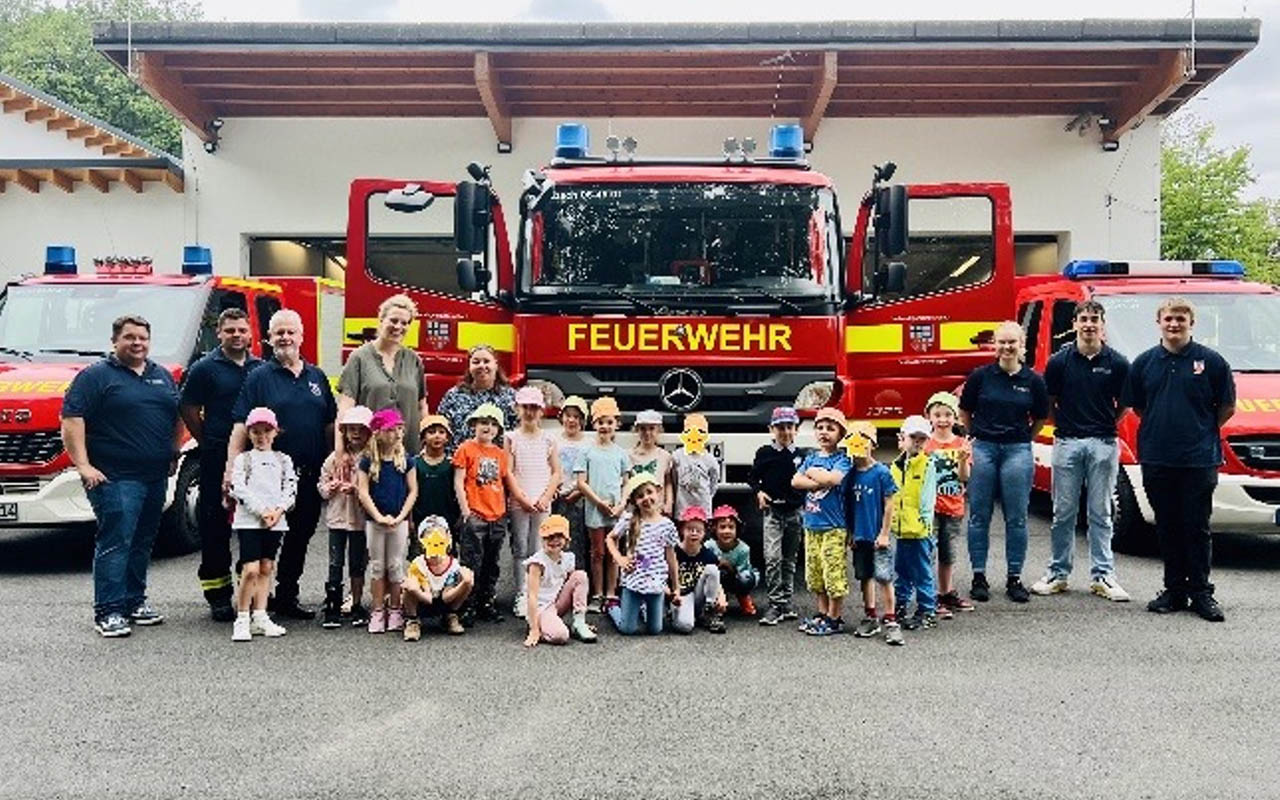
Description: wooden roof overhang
xmin=92 ymin=19 xmax=1259 ymax=151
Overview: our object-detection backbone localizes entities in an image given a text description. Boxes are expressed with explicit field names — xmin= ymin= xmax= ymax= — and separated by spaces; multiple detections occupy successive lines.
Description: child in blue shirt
xmin=791 ymin=407 xmax=852 ymax=636
xmin=842 ymin=420 xmax=902 ymax=646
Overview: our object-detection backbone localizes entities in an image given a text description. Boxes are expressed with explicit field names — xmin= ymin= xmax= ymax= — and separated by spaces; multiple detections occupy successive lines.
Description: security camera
xmin=203 ymin=140 xmax=218 ymax=154
xmin=1101 ymin=140 xmax=1120 ymax=153
xmin=209 ymin=117 xmax=224 ymax=131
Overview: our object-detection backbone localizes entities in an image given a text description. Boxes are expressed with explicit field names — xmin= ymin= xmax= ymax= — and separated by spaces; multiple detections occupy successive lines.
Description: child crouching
xmin=402 ymin=516 xmax=473 ymax=641
xmin=671 ymin=507 xmax=727 ymax=634
xmin=523 ymin=514 xmax=597 ymax=647
xmin=707 ymin=505 xmax=759 ymax=617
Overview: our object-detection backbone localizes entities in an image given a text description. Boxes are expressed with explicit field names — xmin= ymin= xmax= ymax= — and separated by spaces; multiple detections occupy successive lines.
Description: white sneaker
xmin=232 ymin=615 xmax=251 ymax=642
xmin=1090 ymin=575 xmax=1131 ymax=602
xmin=1030 ymin=574 xmax=1069 ymax=595
xmin=513 ymin=596 xmax=527 ymax=620
xmin=250 ymin=612 xmax=287 ymax=637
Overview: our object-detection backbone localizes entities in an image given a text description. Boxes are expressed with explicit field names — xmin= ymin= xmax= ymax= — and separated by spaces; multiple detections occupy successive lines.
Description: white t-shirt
xmin=523 ymin=549 xmax=575 ymax=610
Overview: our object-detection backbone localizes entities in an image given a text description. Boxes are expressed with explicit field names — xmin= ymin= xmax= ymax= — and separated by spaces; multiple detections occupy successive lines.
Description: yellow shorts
xmin=804 ymin=527 xmax=849 ymax=598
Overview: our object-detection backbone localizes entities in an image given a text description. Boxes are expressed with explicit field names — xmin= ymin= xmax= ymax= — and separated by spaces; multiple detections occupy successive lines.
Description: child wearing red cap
xmin=356 ymin=407 xmax=418 ymax=634
xmin=706 ymin=505 xmax=760 ymax=617
xmin=671 ymin=506 xmax=726 ymax=634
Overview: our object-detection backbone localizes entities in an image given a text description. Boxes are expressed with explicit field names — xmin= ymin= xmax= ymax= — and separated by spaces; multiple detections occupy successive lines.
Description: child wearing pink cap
xmin=229 ymin=407 xmax=296 ymax=642
xmin=318 ymin=404 xmax=373 ymax=628
xmin=706 ymin=505 xmax=760 ymax=617
xmin=505 ymin=385 xmax=561 ymax=619
xmin=356 ymin=407 xmax=418 ymax=634
xmin=671 ymin=506 xmax=727 ymax=634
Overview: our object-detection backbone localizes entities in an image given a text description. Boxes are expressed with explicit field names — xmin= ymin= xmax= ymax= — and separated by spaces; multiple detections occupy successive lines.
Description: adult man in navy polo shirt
xmin=1122 ymin=296 xmax=1235 ymax=621
xmin=180 ymin=308 xmax=262 ymax=621
xmin=62 ymin=315 xmax=181 ymax=638
xmin=1032 ymin=300 xmax=1132 ymax=603
xmin=227 ymin=309 xmax=336 ymax=619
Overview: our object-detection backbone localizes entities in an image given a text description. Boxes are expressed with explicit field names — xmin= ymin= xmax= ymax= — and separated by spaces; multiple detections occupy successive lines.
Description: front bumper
xmin=0 ymin=469 xmax=95 ymax=528
xmin=1124 ymin=464 xmax=1280 ymax=533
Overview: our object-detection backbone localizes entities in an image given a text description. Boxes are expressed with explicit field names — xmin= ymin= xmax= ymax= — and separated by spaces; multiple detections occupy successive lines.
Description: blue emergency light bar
xmin=769 ymin=124 xmax=804 ymax=158
xmin=182 ymin=245 xmax=213 ymax=275
xmin=555 ymin=123 xmax=590 ymax=158
xmin=44 ymin=245 xmax=76 ymax=275
xmin=1062 ymin=259 xmax=1245 ymax=279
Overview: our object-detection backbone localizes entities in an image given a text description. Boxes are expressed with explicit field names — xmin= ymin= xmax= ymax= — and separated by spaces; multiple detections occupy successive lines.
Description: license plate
xmin=0 ymin=503 xmax=16 ymax=522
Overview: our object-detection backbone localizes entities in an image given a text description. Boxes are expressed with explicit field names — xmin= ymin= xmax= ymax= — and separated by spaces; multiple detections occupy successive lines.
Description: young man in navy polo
xmin=227 ymin=309 xmax=337 ymax=620
xmin=62 ymin=315 xmax=181 ymax=638
xmin=180 ymin=308 xmax=263 ymax=621
xmin=1122 ymin=296 xmax=1235 ymax=621
xmin=1032 ymin=300 xmax=1132 ymax=602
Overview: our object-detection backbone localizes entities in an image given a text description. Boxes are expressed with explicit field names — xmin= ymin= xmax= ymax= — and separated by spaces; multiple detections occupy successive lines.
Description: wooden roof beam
xmin=66 ymin=124 xmax=95 ymax=140
xmin=801 ymin=51 xmax=838 ymax=144
xmin=86 ymin=170 xmax=111 ymax=193
xmin=474 ymin=52 xmax=512 ymax=150
xmin=24 ymin=105 xmax=57 ymax=122
xmin=84 ymin=133 xmax=113 ymax=146
xmin=0 ymin=85 xmax=13 ymax=101
xmin=122 ymin=169 xmax=144 ymax=193
xmin=162 ymin=170 xmax=184 ymax=192
xmin=46 ymin=114 xmax=77 ymax=131
xmin=1105 ymin=49 xmax=1191 ymax=142
xmin=135 ymin=52 xmax=217 ymax=143
xmin=102 ymin=141 xmax=133 ymax=155
xmin=15 ymin=169 xmax=40 ymax=193
xmin=50 ymin=169 xmax=76 ymax=193
xmin=3 ymin=96 xmax=36 ymax=112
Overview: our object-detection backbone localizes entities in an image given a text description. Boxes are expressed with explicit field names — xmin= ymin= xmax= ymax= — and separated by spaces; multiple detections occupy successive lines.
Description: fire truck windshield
xmin=1100 ymin=292 xmax=1280 ymax=372
xmin=0 ymin=284 xmax=206 ymax=364
xmin=521 ymin=182 xmax=840 ymax=311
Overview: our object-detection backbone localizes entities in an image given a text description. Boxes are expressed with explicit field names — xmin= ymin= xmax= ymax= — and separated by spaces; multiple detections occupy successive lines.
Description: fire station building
xmin=0 ymin=19 xmax=1261 ymax=287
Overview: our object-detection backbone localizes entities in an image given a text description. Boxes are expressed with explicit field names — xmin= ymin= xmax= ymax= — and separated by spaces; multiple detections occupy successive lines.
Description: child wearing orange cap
xmin=523 ymin=514 xmax=597 ymax=646
xmin=672 ymin=412 xmax=719 ymax=520
xmin=412 ymin=414 xmax=460 ymax=547
xmin=574 ymin=396 xmax=631 ymax=613
xmin=707 ymin=505 xmax=760 ymax=616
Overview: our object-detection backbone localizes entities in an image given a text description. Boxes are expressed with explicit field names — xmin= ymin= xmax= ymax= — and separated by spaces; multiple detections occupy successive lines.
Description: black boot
xmin=322 ymin=582 xmax=343 ymax=629
xmin=203 ymin=575 xmax=236 ymax=622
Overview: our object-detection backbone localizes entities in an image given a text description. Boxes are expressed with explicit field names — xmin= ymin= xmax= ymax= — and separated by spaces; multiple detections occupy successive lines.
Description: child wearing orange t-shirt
xmin=923 ymin=392 xmax=974 ymax=615
xmin=453 ymin=402 xmax=515 ymax=624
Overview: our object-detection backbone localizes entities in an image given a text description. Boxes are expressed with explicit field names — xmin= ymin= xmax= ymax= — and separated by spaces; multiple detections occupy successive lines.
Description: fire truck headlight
xmin=524 ymin=379 xmax=566 ymax=411
xmin=794 ymin=381 xmax=834 ymax=410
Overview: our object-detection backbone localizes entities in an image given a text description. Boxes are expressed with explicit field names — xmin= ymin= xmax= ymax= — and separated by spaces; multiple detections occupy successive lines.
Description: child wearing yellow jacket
xmin=892 ymin=415 xmax=940 ymax=630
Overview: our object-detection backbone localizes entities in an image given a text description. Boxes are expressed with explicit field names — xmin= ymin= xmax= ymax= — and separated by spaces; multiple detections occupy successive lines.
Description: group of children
xmin=224 ymin=384 xmax=972 ymax=649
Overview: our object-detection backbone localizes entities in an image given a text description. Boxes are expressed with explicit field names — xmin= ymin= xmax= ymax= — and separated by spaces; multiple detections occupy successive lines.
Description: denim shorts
xmin=853 ymin=539 xmax=895 ymax=583
xmin=934 ymin=513 xmax=962 ymax=566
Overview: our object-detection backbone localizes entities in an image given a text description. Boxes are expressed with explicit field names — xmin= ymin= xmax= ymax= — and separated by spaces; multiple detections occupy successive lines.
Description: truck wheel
xmin=157 ymin=456 xmax=201 ymax=556
xmin=1111 ymin=469 xmax=1156 ymax=555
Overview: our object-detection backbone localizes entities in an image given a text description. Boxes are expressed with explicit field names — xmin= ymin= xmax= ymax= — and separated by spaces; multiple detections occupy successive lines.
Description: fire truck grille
xmin=0 ymin=431 xmax=64 ymax=464
xmin=1228 ymin=437 xmax=1280 ymax=472
xmin=527 ymin=366 xmax=834 ymax=433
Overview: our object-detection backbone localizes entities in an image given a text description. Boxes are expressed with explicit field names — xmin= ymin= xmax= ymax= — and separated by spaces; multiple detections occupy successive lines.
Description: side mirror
xmin=456 ymin=258 xmax=491 ymax=294
xmin=454 ymin=181 xmax=491 ymax=255
xmin=875 ymin=185 xmax=908 ymax=258
xmin=384 ymin=183 xmax=434 ymax=213
xmin=874 ymin=261 xmax=906 ymax=294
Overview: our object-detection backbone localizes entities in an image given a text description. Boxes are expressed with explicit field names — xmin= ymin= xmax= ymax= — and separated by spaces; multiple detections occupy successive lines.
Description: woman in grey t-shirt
xmin=337 ymin=294 xmax=428 ymax=453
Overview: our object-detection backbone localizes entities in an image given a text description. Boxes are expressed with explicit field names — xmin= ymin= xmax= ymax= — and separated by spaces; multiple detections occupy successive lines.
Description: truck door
xmin=844 ymin=183 xmax=1015 ymax=425
xmin=343 ymin=179 xmax=515 ymax=406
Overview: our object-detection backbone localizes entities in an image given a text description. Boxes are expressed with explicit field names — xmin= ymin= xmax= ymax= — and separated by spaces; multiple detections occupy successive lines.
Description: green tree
xmin=0 ymin=0 xmax=201 ymax=156
xmin=1161 ymin=116 xmax=1280 ymax=284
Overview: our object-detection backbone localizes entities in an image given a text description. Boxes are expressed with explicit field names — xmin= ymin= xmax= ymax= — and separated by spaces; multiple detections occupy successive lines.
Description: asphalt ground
xmin=2 ymin=503 xmax=1278 ymax=800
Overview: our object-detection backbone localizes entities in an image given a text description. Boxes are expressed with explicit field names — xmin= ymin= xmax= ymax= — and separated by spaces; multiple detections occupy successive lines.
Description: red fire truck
xmin=343 ymin=122 xmax=1011 ymax=484
xmin=0 ymin=247 xmax=339 ymax=553
xmin=1018 ymin=259 xmax=1280 ymax=550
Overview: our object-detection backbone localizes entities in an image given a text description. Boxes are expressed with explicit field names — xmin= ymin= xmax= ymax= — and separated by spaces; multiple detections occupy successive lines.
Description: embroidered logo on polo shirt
xmin=1013 ymin=385 xmax=1029 ymax=393
xmin=309 ymin=381 xmax=322 ymax=396
xmin=1193 ymin=360 xmax=1205 ymax=375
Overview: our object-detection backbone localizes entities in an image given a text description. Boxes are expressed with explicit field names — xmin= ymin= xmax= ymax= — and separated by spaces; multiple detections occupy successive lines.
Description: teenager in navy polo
xmin=228 ymin=309 xmax=336 ymax=620
xmin=1031 ymin=300 xmax=1132 ymax=603
xmin=62 ymin=315 xmax=180 ymax=638
xmin=1122 ymin=296 xmax=1235 ymax=621
xmin=959 ymin=321 xmax=1049 ymax=604
xmin=179 ymin=308 xmax=262 ymax=621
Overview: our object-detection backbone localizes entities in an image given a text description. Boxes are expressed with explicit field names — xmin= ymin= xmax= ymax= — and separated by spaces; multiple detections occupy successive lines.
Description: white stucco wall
xmin=0 ymin=109 xmax=110 ymax=160
xmin=1 ymin=112 xmax=1160 ymax=285
xmin=177 ymin=115 xmax=1160 ymax=276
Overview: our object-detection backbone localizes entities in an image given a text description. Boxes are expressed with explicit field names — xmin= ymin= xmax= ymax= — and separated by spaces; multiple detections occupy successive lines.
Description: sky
xmin=188 ymin=0 xmax=1279 ymax=199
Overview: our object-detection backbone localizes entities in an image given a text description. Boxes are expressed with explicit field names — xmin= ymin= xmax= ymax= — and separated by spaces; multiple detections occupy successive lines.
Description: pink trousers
xmin=538 ymin=570 xmax=589 ymax=644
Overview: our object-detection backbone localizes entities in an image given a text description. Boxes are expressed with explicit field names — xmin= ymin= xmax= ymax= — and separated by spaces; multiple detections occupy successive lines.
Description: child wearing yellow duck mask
xmin=671 ymin=413 xmax=719 ymax=520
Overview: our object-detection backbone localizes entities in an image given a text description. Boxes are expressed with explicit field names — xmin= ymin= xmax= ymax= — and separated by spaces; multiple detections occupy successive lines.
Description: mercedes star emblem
xmin=659 ymin=368 xmax=703 ymax=412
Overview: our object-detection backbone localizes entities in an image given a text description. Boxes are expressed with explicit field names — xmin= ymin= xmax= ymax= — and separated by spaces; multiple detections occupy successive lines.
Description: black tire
xmin=1112 ymin=468 xmax=1157 ymax=555
xmin=156 ymin=455 xmax=201 ymax=556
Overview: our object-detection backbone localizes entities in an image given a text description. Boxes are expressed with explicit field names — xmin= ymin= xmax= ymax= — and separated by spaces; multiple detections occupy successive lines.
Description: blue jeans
xmin=608 ymin=587 xmax=666 ymax=635
xmin=87 ymin=478 xmax=167 ymax=619
xmin=966 ymin=440 xmax=1032 ymax=577
xmin=894 ymin=537 xmax=936 ymax=616
xmin=1048 ymin=437 xmax=1118 ymax=580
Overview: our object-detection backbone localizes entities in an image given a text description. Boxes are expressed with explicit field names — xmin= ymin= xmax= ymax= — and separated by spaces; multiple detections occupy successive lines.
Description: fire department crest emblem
xmin=425 ymin=319 xmax=451 ymax=351
xmin=908 ymin=323 xmax=934 ymax=353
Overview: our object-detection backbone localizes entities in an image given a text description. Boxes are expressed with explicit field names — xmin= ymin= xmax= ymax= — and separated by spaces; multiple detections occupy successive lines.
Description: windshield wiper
xmin=0 ymin=346 xmax=33 ymax=361
xmin=36 ymin=347 xmax=107 ymax=357
xmin=597 ymin=286 xmax=665 ymax=315
xmin=739 ymin=286 xmax=803 ymax=314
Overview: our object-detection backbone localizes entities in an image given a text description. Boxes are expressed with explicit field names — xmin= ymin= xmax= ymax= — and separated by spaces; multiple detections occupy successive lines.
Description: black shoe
xmin=210 ymin=604 xmax=237 ymax=623
xmin=1188 ymin=592 xmax=1225 ymax=622
xmin=475 ymin=602 xmax=504 ymax=623
xmin=321 ymin=583 xmax=343 ymax=629
xmin=268 ymin=596 xmax=316 ymax=620
xmin=970 ymin=573 xmax=990 ymax=603
xmin=1146 ymin=589 xmax=1188 ymax=614
xmin=1006 ymin=576 xmax=1030 ymax=603
xmin=459 ymin=606 xmax=477 ymax=628
xmin=349 ymin=603 xmax=370 ymax=627
xmin=900 ymin=615 xmax=922 ymax=631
